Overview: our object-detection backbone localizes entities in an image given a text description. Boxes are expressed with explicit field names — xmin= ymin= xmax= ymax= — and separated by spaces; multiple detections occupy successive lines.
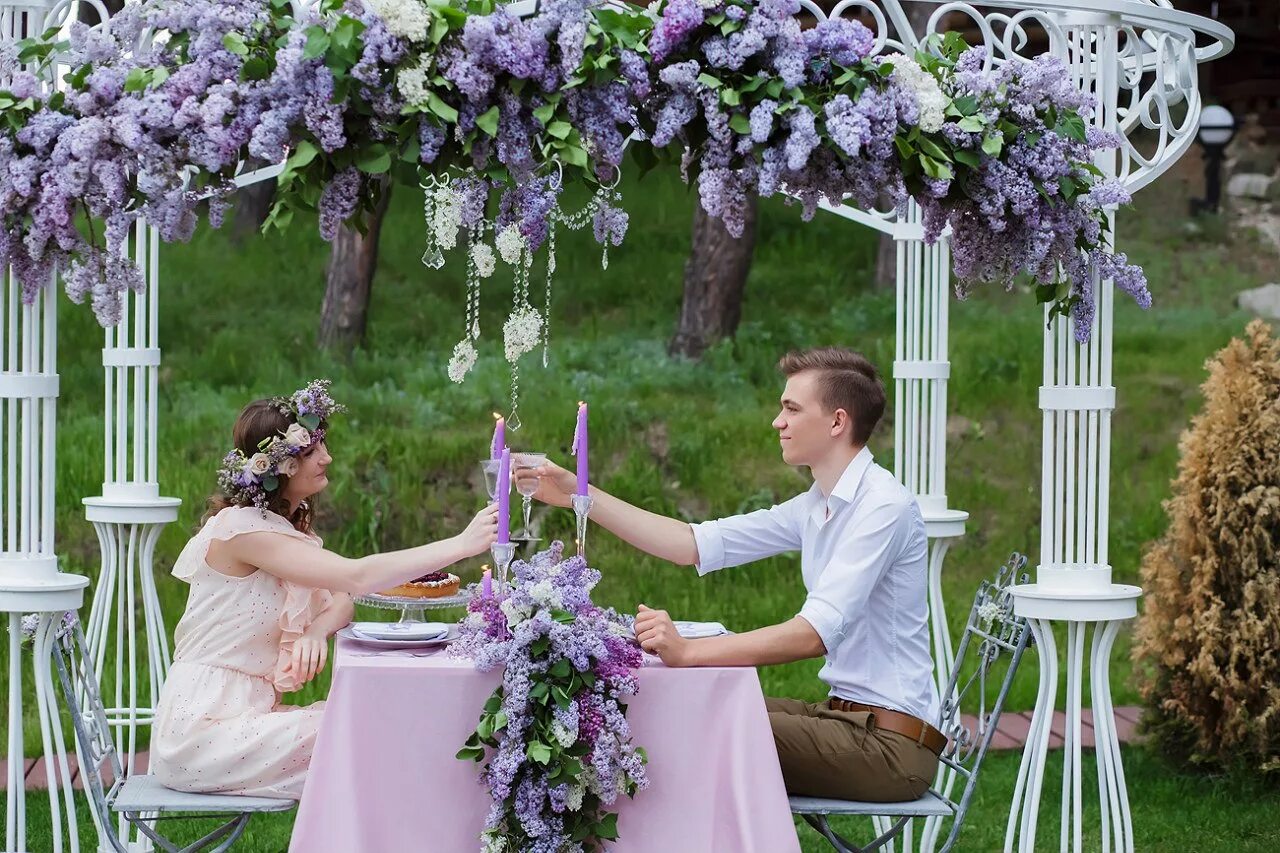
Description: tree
xmin=1133 ymin=320 xmax=1280 ymax=774
xmin=668 ymin=194 xmax=758 ymax=359
xmin=317 ymin=179 xmax=394 ymax=355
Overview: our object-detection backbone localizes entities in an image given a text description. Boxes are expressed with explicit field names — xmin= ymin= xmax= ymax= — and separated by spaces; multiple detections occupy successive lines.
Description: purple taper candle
xmin=491 ymin=414 xmax=505 ymax=460
xmin=496 ymin=447 xmax=511 ymax=544
xmin=481 ymin=566 xmax=492 ymax=599
xmin=572 ymin=401 xmax=588 ymax=497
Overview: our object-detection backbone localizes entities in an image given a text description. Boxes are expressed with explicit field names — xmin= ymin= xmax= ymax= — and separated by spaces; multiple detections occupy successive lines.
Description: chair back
xmin=51 ymin=618 xmax=129 ymax=853
xmin=928 ymin=553 xmax=1033 ymax=852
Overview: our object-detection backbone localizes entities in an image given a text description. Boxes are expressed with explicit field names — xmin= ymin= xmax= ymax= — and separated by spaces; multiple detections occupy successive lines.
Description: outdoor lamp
xmin=1190 ymin=104 xmax=1236 ymax=215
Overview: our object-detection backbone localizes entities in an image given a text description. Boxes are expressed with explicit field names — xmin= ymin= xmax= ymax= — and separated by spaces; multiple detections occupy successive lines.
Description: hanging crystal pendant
xmin=421 ymin=245 xmax=445 ymax=269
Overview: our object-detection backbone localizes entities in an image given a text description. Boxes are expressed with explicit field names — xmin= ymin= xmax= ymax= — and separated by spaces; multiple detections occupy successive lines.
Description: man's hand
xmin=634 ymin=604 xmax=695 ymax=667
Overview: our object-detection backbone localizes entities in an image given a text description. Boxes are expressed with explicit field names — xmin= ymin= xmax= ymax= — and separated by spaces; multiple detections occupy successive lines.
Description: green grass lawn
xmin=5 ymin=150 xmax=1280 ymax=848
xmin=17 ymin=746 xmax=1280 ymax=851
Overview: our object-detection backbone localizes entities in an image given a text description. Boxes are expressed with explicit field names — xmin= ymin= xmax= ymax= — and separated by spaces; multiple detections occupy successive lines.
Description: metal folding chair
xmin=51 ymin=619 xmax=295 ymax=853
xmin=791 ymin=553 xmax=1033 ymax=853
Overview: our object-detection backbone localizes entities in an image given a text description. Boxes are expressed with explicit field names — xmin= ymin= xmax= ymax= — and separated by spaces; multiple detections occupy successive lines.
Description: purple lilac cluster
xmin=644 ymin=0 xmax=908 ymax=237
xmin=453 ymin=541 xmax=647 ymax=851
xmin=0 ymin=0 xmax=354 ymax=325
xmin=427 ymin=0 xmax=639 ymax=250
xmin=921 ymin=48 xmax=1149 ymax=342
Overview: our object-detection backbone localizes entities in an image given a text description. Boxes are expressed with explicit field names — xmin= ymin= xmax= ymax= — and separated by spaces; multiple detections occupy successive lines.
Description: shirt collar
xmin=808 ymin=447 xmax=874 ymax=527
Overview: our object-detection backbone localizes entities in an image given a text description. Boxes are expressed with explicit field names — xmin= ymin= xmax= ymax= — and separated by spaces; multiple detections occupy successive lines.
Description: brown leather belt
xmin=828 ymin=698 xmax=948 ymax=757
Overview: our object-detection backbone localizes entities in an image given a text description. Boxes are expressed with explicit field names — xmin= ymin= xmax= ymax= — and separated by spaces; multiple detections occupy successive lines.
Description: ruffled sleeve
xmin=272 ymin=582 xmax=335 ymax=693
xmin=171 ymin=506 xmax=319 ymax=583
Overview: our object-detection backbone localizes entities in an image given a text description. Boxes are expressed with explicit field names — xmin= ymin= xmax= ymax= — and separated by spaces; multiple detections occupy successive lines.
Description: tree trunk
xmin=317 ymin=180 xmax=394 ymax=356
xmin=874 ymin=231 xmax=896 ymax=290
xmin=668 ymin=195 xmax=758 ymax=360
xmin=230 ymin=174 xmax=276 ymax=243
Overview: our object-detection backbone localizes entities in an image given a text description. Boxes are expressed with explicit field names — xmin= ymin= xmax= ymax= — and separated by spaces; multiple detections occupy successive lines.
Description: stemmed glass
xmin=512 ymin=452 xmax=547 ymax=541
xmin=480 ymin=458 xmax=502 ymax=501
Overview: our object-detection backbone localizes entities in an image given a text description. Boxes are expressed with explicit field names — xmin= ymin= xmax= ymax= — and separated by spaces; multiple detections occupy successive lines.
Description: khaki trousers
xmin=766 ymin=697 xmax=939 ymax=802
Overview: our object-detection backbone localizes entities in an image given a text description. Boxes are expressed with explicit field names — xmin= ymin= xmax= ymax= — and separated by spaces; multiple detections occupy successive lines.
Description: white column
xmin=1 ymin=10 xmax=89 ymax=851
xmin=0 ymin=246 xmax=88 ymax=853
xmin=885 ymin=202 xmax=968 ymax=853
xmin=81 ymin=222 xmax=179 ymax=851
xmin=1007 ymin=12 xmax=1141 ymax=852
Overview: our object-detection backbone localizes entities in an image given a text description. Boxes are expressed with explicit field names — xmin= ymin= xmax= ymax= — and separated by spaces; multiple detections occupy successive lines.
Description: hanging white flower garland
xmin=424 ymin=159 xmax=624 ymax=423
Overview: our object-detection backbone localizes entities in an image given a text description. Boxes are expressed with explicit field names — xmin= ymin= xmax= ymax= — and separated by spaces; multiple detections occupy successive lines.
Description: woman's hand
xmin=514 ymin=459 xmax=578 ymax=508
xmin=291 ymin=626 xmax=329 ymax=686
xmin=456 ymin=503 xmax=500 ymax=558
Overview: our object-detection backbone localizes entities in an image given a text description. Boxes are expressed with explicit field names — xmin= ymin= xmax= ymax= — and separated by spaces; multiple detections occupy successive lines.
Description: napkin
xmin=673 ymin=620 xmax=729 ymax=639
xmin=351 ymin=621 xmax=448 ymax=641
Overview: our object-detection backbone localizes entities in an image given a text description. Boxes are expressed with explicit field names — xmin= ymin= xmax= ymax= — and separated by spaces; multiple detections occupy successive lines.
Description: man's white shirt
xmin=690 ymin=447 xmax=940 ymax=723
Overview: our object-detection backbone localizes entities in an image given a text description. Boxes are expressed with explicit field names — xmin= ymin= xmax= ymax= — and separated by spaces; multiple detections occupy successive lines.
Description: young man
xmin=521 ymin=347 xmax=941 ymax=802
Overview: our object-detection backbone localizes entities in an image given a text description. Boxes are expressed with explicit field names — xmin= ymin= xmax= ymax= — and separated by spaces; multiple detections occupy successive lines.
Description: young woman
xmin=151 ymin=380 xmax=496 ymax=799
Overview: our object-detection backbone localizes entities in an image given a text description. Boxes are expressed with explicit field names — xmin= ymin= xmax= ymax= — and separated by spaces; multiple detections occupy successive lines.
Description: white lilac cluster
xmin=470 ymin=241 xmax=496 ymax=278
xmin=495 ymin=225 xmax=526 ymax=265
xmin=977 ymin=599 xmax=1004 ymax=628
xmin=395 ymin=59 xmax=432 ymax=107
xmin=890 ymin=55 xmax=947 ymax=133
xmin=363 ymin=0 xmax=432 ymax=42
xmin=502 ymin=305 xmax=543 ymax=363
xmin=432 ymin=186 xmax=462 ymax=250
xmin=447 ymin=338 xmax=478 ymax=383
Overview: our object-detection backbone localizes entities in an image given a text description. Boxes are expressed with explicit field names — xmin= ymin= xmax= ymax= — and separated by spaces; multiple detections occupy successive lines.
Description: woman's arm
xmin=289 ymin=594 xmax=354 ymax=687
xmin=311 ymin=593 xmax=354 ymax=636
xmin=228 ymin=504 xmax=499 ymax=594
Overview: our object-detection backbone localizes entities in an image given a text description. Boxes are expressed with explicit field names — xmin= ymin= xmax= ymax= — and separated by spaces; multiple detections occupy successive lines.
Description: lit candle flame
xmin=492 ymin=411 xmax=502 ymax=420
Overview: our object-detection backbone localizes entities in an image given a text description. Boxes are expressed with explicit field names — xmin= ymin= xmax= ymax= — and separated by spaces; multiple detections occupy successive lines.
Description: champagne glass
xmin=512 ymin=452 xmax=547 ymax=541
xmin=480 ymin=458 xmax=503 ymax=501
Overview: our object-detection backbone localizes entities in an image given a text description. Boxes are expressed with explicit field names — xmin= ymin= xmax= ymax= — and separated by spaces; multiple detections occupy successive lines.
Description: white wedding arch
xmin=0 ymin=1 xmax=1231 ymax=852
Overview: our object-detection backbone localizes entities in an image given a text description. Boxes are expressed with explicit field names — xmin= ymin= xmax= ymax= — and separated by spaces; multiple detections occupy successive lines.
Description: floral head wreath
xmin=216 ymin=379 xmax=346 ymax=511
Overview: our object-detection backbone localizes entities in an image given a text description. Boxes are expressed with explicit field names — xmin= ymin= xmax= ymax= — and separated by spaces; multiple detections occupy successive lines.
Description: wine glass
xmin=480 ymin=458 xmax=503 ymax=501
xmin=512 ymin=452 xmax=547 ymax=541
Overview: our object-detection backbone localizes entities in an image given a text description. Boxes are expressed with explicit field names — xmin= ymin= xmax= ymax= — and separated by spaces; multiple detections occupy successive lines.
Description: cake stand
xmin=354 ymin=590 xmax=473 ymax=624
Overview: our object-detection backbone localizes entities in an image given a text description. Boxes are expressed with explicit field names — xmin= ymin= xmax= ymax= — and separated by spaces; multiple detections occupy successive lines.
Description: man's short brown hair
xmin=777 ymin=347 xmax=886 ymax=445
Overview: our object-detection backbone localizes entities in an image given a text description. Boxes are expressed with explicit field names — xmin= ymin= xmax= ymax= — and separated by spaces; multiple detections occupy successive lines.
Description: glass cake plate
xmin=355 ymin=589 xmax=472 ymax=623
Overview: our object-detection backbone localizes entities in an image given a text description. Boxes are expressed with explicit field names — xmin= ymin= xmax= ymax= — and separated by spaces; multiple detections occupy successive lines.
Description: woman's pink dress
xmin=151 ymin=506 xmax=334 ymax=799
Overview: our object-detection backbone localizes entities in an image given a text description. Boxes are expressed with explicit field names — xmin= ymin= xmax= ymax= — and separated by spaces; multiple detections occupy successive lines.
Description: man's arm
xmin=521 ymin=459 xmax=803 ymax=570
xmin=521 ymin=460 xmax=697 ymax=564
xmin=634 ymin=605 xmax=826 ymax=667
xmin=586 ymin=486 xmax=699 ymax=566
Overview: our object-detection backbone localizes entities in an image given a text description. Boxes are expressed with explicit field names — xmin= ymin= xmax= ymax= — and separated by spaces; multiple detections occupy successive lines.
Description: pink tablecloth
xmin=289 ymin=638 xmax=800 ymax=852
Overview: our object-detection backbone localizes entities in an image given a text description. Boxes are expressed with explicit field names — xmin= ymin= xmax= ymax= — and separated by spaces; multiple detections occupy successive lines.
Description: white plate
xmin=351 ymin=621 xmax=448 ymax=641
xmin=338 ymin=624 xmax=459 ymax=649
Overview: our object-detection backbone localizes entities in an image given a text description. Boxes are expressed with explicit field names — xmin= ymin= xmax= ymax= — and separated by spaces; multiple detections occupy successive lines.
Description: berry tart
xmin=379 ymin=571 xmax=460 ymax=599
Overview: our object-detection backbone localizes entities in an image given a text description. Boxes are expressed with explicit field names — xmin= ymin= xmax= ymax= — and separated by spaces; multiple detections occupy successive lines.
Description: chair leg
xmin=124 ymin=812 xmax=251 ymax=853
xmin=801 ymin=814 xmax=911 ymax=853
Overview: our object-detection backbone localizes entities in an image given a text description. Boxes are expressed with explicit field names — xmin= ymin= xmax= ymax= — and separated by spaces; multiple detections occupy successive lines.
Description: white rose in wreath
xmin=284 ymin=423 xmax=312 ymax=448
xmin=279 ymin=456 xmax=300 ymax=477
xmin=247 ymin=453 xmax=272 ymax=476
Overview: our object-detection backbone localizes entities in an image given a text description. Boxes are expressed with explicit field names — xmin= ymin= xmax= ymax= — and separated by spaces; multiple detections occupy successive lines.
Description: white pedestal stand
xmin=1005 ymin=585 xmax=1141 ymax=853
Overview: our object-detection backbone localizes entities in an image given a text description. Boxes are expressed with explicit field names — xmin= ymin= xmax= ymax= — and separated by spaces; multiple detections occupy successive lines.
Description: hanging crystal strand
xmin=507 ymin=247 xmax=526 ymax=431
xmin=420 ymin=174 xmax=444 ymax=269
xmin=509 ymin=359 xmax=521 ymax=431
xmin=466 ymin=224 xmax=482 ymax=340
xmin=543 ymin=213 xmax=555 ymax=368
xmin=596 ymin=184 xmax=610 ymax=271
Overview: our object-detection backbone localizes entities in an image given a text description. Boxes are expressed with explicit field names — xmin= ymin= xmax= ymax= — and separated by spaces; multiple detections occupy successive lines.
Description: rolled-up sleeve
xmin=797 ymin=498 xmax=911 ymax=652
xmin=690 ymin=494 xmax=806 ymax=576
